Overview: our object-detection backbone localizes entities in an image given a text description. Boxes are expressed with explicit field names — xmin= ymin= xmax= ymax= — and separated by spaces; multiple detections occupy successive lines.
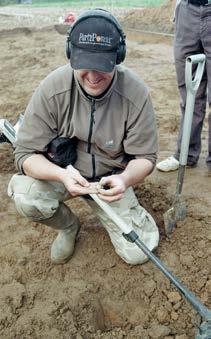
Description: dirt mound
xmin=122 ymin=0 xmax=176 ymax=34
xmin=0 ymin=26 xmax=32 ymax=36
xmin=54 ymin=23 xmax=70 ymax=35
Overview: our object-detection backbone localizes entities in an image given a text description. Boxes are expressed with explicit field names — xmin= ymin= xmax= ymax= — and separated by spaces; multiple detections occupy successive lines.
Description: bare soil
xmin=122 ymin=0 xmax=176 ymax=33
xmin=0 ymin=4 xmax=210 ymax=339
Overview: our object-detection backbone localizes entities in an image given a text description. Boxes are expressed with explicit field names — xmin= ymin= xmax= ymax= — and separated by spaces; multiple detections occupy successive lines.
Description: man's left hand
xmin=97 ymin=174 xmax=127 ymax=202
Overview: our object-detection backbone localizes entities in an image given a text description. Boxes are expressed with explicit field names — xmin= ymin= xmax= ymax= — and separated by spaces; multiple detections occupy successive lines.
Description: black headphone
xmin=66 ymin=8 xmax=126 ymax=66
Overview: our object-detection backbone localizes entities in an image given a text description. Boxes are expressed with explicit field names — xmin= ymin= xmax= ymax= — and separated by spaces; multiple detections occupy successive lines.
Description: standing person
xmin=8 ymin=9 xmax=159 ymax=265
xmin=156 ymin=0 xmax=211 ymax=172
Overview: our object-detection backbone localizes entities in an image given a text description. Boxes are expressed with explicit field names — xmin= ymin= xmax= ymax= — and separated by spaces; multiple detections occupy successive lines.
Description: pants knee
xmin=8 ymin=174 xmax=60 ymax=221
xmin=114 ymin=241 xmax=149 ymax=265
xmin=13 ymin=194 xmax=59 ymax=221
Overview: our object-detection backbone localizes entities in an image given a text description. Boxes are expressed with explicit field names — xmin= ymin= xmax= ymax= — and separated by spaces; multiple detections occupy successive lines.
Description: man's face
xmin=74 ymin=69 xmax=115 ymax=97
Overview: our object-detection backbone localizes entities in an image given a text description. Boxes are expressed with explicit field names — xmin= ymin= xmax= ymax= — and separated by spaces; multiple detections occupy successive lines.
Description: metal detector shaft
xmin=90 ymin=193 xmax=133 ymax=234
xmin=90 ymin=193 xmax=211 ymax=321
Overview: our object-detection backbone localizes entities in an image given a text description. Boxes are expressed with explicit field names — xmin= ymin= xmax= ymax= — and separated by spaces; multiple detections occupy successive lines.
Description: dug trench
xmin=0 ymin=16 xmax=210 ymax=339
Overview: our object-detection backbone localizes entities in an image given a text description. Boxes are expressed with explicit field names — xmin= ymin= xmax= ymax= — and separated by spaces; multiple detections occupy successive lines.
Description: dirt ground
xmin=0 ymin=3 xmax=210 ymax=339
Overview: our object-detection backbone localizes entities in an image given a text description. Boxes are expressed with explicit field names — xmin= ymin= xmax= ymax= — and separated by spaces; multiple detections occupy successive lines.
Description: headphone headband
xmin=70 ymin=9 xmax=126 ymax=43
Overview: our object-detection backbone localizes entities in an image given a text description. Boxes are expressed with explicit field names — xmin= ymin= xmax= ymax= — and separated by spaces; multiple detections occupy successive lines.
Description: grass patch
xmin=30 ymin=0 xmax=165 ymax=8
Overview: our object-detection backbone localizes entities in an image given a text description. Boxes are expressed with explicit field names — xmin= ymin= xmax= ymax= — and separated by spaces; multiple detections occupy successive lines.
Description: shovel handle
xmin=185 ymin=54 xmax=206 ymax=94
xmin=179 ymin=54 xmax=206 ymax=166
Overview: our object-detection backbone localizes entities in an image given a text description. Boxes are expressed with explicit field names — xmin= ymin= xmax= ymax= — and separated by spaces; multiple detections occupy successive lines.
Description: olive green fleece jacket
xmin=14 ymin=64 xmax=158 ymax=179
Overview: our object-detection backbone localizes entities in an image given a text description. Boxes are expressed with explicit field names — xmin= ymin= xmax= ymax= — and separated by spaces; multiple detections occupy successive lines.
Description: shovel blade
xmin=164 ymin=200 xmax=187 ymax=236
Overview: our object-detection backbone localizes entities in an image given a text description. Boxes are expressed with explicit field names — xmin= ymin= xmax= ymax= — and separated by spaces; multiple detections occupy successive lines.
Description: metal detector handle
xmin=179 ymin=54 xmax=206 ymax=166
xmin=89 ymin=193 xmax=133 ymax=234
xmin=1 ymin=119 xmax=16 ymax=144
xmin=0 ymin=114 xmax=24 ymax=145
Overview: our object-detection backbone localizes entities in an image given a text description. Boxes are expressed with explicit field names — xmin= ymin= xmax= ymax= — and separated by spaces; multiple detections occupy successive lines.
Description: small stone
xmin=197 ymin=250 xmax=204 ymax=258
xmin=171 ymin=311 xmax=178 ymax=320
xmin=76 ymin=334 xmax=83 ymax=339
xmin=148 ymin=324 xmax=171 ymax=338
xmin=179 ymin=254 xmax=193 ymax=267
xmin=167 ymin=291 xmax=181 ymax=304
xmin=205 ymin=280 xmax=211 ymax=292
xmin=207 ymin=231 xmax=211 ymax=240
xmin=165 ymin=253 xmax=180 ymax=270
xmin=157 ymin=309 xmax=169 ymax=323
xmin=17 ymin=257 xmax=27 ymax=265
xmin=173 ymin=302 xmax=181 ymax=311
xmin=144 ymin=280 xmax=156 ymax=296
xmin=196 ymin=277 xmax=207 ymax=290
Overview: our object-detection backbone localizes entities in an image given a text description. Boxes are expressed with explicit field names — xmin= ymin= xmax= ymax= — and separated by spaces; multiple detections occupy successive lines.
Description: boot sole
xmin=51 ymin=253 xmax=73 ymax=264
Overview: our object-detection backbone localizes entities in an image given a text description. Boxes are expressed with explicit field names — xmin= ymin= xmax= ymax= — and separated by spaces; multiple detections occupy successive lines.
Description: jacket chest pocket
xmin=95 ymin=134 xmax=123 ymax=157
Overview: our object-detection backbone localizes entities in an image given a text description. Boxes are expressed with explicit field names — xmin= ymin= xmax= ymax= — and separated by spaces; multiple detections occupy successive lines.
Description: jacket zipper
xmin=87 ymin=99 xmax=96 ymax=178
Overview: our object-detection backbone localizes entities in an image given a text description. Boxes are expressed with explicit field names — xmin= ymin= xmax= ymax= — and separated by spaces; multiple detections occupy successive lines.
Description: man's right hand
xmin=60 ymin=165 xmax=99 ymax=196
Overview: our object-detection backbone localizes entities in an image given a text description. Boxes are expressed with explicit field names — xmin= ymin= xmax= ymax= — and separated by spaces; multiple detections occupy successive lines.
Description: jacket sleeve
xmin=123 ymin=93 xmax=158 ymax=167
xmin=14 ymin=82 xmax=58 ymax=173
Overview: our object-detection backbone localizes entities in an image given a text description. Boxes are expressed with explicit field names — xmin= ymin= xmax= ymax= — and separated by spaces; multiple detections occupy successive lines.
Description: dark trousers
xmin=174 ymin=0 xmax=211 ymax=165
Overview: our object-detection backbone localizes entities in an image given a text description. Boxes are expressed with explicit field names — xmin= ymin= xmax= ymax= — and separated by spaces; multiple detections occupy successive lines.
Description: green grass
xmin=30 ymin=0 xmax=165 ymax=8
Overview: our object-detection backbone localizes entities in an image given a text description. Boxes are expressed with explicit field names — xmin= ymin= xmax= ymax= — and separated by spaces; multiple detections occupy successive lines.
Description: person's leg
xmin=86 ymin=187 xmax=159 ymax=265
xmin=8 ymin=173 xmax=80 ymax=263
xmin=174 ymin=0 xmax=207 ymax=166
xmin=201 ymin=4 xmax=211 ymax=168
xmin=207 ymin=109 xmax=211 ymax=168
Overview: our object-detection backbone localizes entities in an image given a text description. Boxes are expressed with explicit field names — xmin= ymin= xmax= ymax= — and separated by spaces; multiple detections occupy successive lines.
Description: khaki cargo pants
xmin=8 ymin=173 xmax=159 ymax=265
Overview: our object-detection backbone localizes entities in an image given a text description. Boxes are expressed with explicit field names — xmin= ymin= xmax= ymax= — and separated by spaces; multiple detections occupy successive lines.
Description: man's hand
xmin=96 ymin=158 xmax=154 ymax=202
xmin=97 ymin=174 xmax=127 ymax=202
xmin=60 ymin=165 xmax=99 ymax=196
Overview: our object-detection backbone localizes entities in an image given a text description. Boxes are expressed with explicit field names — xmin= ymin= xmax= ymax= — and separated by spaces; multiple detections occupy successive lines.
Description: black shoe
xmin=187 ymin=162 xmax=197 ymax=168
xmin=207 ymin=162 xmax=211 ymax=174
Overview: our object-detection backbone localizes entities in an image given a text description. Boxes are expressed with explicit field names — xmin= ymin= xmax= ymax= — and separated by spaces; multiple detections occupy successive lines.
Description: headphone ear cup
xmin=66 ymin=38 xmax=71 ymax=59
xmin=116 ymin=43 xmax=126 ymax=65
